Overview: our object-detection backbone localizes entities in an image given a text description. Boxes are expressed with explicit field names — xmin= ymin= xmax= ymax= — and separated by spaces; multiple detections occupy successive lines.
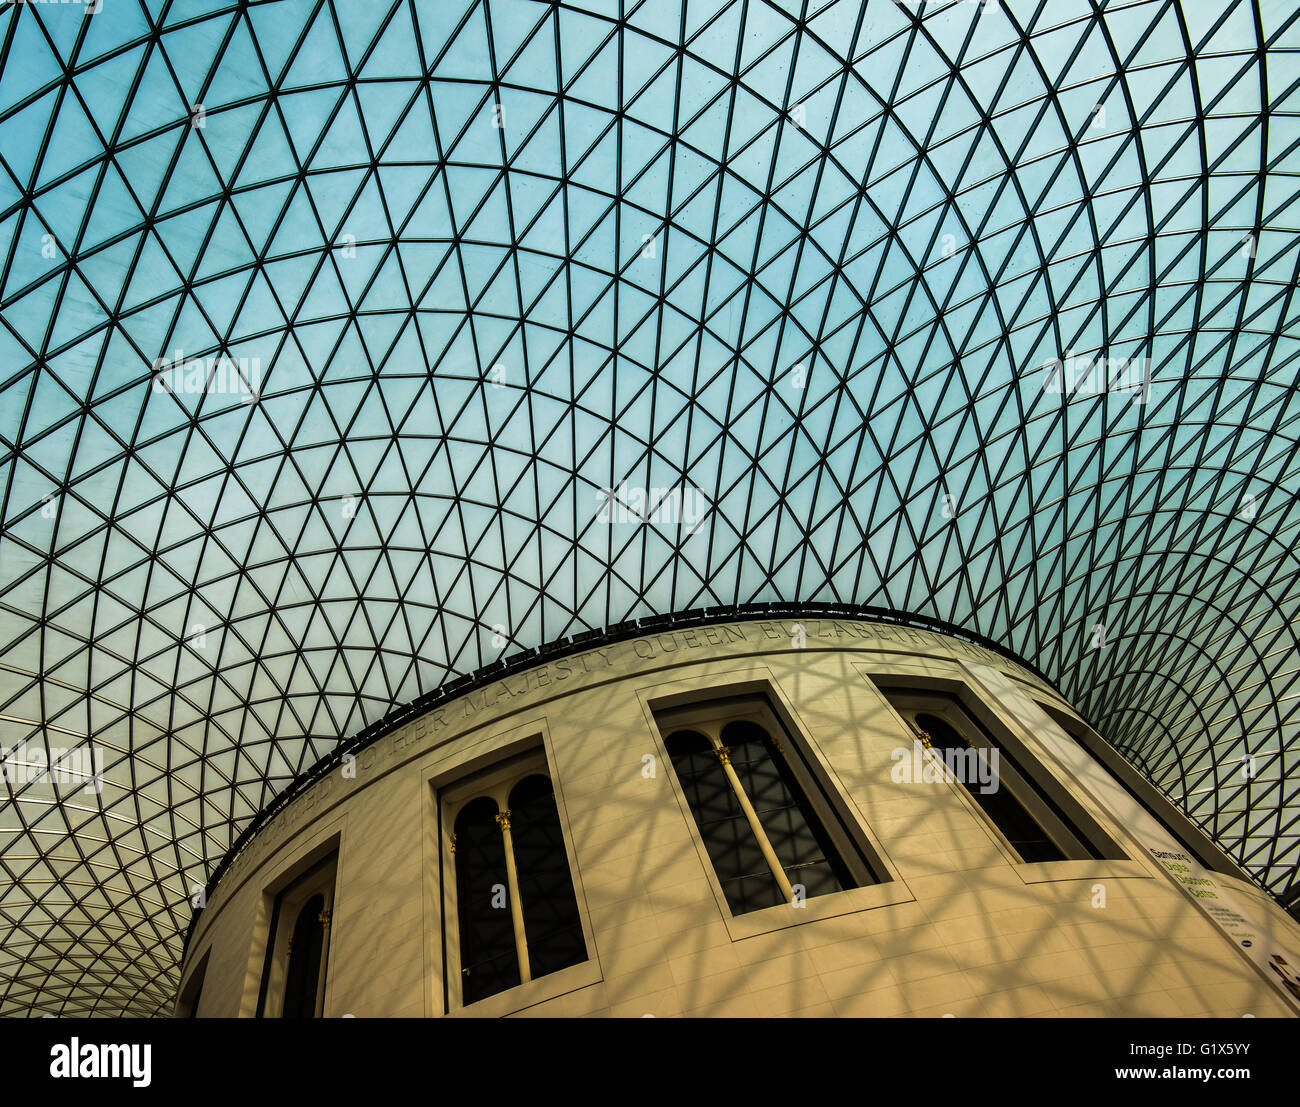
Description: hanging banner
xmin=1146 ymin=846 xmax=1300 ymax=1008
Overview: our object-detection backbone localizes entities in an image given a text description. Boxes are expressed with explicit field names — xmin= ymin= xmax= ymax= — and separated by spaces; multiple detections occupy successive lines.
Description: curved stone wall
xmin=176 ymin=618 xmax=1300 ymax=1018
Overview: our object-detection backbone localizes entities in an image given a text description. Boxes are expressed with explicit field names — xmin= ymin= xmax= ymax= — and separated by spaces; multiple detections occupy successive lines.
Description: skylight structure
xmin=0 ymin=0 xmax=1298 ymax=1016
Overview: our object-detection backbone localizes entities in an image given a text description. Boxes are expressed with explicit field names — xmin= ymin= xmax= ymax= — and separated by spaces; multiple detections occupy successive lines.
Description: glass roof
xmin=0 ymin=0 xmax=1298 ymax=1016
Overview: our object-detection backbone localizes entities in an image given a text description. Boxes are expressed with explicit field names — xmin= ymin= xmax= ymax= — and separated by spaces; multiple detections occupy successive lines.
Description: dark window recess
xmin=665 ymin=730 xmax=785 ymax=914
xmin=1037 ymin=701 xmax=1232 ymax=875
xmin=721 ymin=720 xmax=854 ymax=899
xmin=256 ymin=851 xmax=337 ymax=1019
xmin=282 ymin=894 xmax=326 ymax=1019
xmin=180 ymin=956 xmax=207 ymax=1018
xmin=915 ymin=712 xmax=1066 ymax=864
xmin=508 ymin=775 xmax=587 ymax=979
xmin=454 ymin=796 xmax=520 ymax=1004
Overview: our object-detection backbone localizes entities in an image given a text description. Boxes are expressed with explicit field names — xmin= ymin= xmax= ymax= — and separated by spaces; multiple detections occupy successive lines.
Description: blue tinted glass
xmin=0 ymin=0 xmax=1296 ymax=1014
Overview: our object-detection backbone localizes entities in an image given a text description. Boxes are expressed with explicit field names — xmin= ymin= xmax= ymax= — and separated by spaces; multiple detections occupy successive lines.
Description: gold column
xmin=711 ymin=741 xmax=796 ymax=903
xmin=495 ymin=809 xmax=532 ymax=983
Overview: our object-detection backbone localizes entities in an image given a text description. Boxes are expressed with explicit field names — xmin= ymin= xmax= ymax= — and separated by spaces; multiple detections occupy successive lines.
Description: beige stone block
xmin=986 ymin=946 xmax=1102 ymax=986
xmin=646 ymin=873 xmax=716 ymax=915
xmin=1162 ymin=981 xmax=1291 ymax=1018
xmin=672 ymin=948 xmax=819 ymax=1013
xmin=511 ymin=982 xmax=608 ymax=1017
xmin=651 ymin=898 xmax=725 ymax=936
xmin=900 ymin=970 xmax=977 ymax=1012
xmin=807 ymin=934 xmax=879 ymax=976
xmin=683 ymin=973 xmax=830 ymax=1018
xmin=872 ymin=921 xmax=949 ymax=957
xmin=1051 ymin=1000 xmax=1120 ymax=1017
xmin=980 ymin=904 xmax=1057 ymax=936
xmin=817 ymin=958 xmax=900 ymax=1002
xmin=601 ymin=934 xmax=666 ymax=981
xmin=590 ymin=913 xmax=660 ymax=955
xmin=667 ymin=941 xmax=743 ymax=986
xmin=572 ymin=809 xmax=692 ymax=862
xmin=831 ymin=982 xmax=912 ymax=1017
xmin=893 ymin=843 xmax=1009 ymax=879
xmin=586 ymin=889 xmax=658 ymax=932
xmin=1049 ymin=965 xmax=1172 ymax=1006
xmin=794 ymin=912 xmax=884 ymax=949
xmin=1112 ymin=989 xmax=1203 ymax=1017
xmin=602 ymin=958 xmax=677 ymax=1005
xmin=967 ymin=983 xmax=1057 ymax=1016
xmin=890 ymin=945 xmax=965 ymax=983
xmin=790 ymin=1000 xmax=838 ymax=1017
xmin=656 ymin=916 xmax=733 ymax=959
xmin=608 ymin=984 xmax=682 ymax=1018
xmin=580 ymin=856 xmax=652 ymax=902
xmin=853 ymin=900 xmax=931 ymax=936
xmin=730 ymin=924 xmax=814 ymax=965
xmin=903 ymin=870 xmax=982 ymax=902
xmin=943 ymin=926 xmax=1075 ymax=970
xmin=1146 ymin=954 xmax=1256 ymax=991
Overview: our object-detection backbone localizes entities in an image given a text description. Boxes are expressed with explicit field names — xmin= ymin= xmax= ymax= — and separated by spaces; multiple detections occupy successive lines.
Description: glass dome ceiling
xmin=0 ymin=0 xmax=1298 ymax=1016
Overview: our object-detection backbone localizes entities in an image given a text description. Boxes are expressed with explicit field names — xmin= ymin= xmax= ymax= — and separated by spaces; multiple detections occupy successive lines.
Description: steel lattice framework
xmin=0 ymin=0 xmax=1298 ymax=1016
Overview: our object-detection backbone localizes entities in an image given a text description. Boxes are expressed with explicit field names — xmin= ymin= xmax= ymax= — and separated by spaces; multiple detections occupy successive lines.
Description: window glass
xmin=509 ymin=774 xmax=587 ymax=979
xmin=282 ymin=894 xmax=326 ymax=1019
xmin=722 ymin=720 xmax=854 ymax=898
xmin=443 ymin=756 xmax=589 ymax=1006
xmin=256 ymin=851 xmax=338 ymax=1019
xmin=454 ymin=796 xmax=521 ymax=1004
xmin=915 ymin=712 xmax=1066 ymax=864
xmin=665 ymin=729 xmax=785 ymax=913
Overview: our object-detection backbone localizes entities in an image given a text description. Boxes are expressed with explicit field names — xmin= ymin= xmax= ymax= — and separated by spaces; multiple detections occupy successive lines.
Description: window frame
xmin=655 ymin=694 xmax=881 ymax=904
xmin=880 ymin=688 xmax=1101 ymax=863
xmin=255 ymin=849 xmax=338 ymax=1019
xmin=435 ymin=741 xmax=594 ymax=1013
xmin=175 ymin=948 xmax=209 ymax=1018
xmin=1033 ymin=696 xmax=1252 ymax=881
xmin=642 ymin=674 xmax=913 ymax=940
xmin=858 ymin=663 xmax=1135 ymax=877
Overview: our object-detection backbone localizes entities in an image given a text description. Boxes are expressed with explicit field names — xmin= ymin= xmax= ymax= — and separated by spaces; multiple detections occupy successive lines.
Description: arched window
xmin=658 ymin=696 xmax=881 ymax=915
xmin=509 ymin=775 xmax=586 ymax=979
xmin=454 ymin=797 xmax=521 ymax=1004
xmin=722 ymin=720 xmax=855 ymax=899
xmin=282 ymin=894 xmax=327 ymax=1019
xmin=256 ymin=849 xmax=337 ymax=1018
xmin=914 ymin=711 xmax=1066 ymax=864
xmin=175 ymin=950 xmax=209 ymax=1018
xmin=665 ymin=729 xmax=785 ymax=914
xmin=442 ymin=752 xmax=588 ymax=1007
xmin=876 ymin=686 xmax=1121 ymax=864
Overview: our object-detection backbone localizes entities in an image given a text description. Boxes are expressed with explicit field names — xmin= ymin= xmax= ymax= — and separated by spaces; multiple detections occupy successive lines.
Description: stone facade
xmin=176 ymin=618 xmax=1300 ymax=1018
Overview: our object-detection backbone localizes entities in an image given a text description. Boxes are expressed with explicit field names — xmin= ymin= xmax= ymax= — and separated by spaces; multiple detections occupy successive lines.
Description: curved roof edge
xmin=185 ymin=602 xmax=1062 ymax=953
